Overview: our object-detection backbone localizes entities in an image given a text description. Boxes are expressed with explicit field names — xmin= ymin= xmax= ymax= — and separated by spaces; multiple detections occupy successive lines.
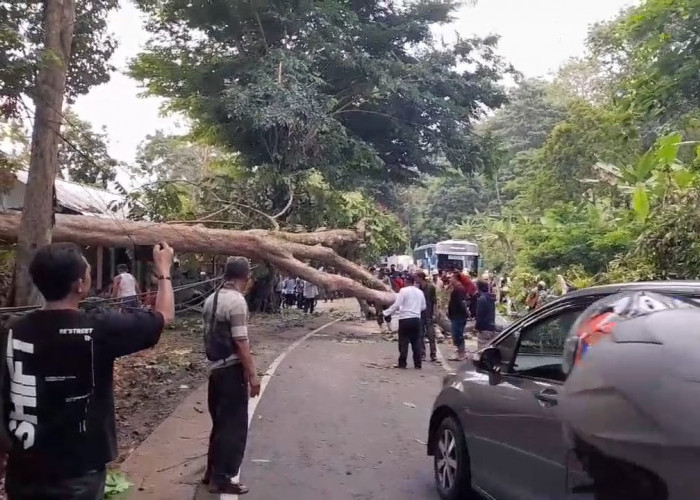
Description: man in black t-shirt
xmin=1 ymin=242 xmax=175 ymax=499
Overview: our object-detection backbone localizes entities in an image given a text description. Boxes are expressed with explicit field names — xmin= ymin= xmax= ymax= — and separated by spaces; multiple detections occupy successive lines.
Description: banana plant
xmin=593 ymin=132 xmax=699 ymax=221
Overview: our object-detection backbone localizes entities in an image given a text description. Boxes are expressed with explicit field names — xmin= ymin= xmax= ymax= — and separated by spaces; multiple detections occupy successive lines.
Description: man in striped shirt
xmin=202 ymin=257 xmax=260 ymax=495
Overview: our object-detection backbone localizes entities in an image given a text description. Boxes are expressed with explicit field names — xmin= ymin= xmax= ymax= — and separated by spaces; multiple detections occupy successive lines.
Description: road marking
xmin=436 ymin=337 xmax=479 ymax=373
xmin=221 ymin=317 xmax=344 ymax=500
xmin=435 ymin=340 xmax=452 ymax=373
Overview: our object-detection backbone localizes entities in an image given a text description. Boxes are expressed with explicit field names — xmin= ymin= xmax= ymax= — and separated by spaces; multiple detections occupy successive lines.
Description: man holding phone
xmin=202 ymin=257 xmax=260 ymax=495
xmin=1 ymin=241 xmax=174 ymax=499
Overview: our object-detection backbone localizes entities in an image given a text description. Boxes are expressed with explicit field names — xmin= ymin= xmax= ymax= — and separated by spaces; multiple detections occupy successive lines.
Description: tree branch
xmin=271 ymin=180 xmax=294 ymax=220
xmin=0 ymin=212 xmax=394 ymax=304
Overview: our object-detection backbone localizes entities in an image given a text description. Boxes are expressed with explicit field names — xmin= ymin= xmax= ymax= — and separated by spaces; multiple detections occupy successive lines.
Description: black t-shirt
xmin=3 ymin=309 xmax=164 ymax=481
xmin=448 ymin=285 xmax=468 ymax=320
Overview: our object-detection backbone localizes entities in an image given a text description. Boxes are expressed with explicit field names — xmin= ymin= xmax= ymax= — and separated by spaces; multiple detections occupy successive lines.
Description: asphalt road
xmin=241 ymin=317 xmax=448 ymax=500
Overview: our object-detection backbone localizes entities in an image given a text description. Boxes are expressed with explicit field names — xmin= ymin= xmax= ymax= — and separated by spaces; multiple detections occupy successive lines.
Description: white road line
xmin=221 ymin=317 xmax=344 ymax=500
xmin=435 ymin=340 xmax=452 ymax=373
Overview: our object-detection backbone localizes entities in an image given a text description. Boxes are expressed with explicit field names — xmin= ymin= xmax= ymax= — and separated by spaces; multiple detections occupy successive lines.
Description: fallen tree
xmin=0 ymin=212 xmax=395 ymax=305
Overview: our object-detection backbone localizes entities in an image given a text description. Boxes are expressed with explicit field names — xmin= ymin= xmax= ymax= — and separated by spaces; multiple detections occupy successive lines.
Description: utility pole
xmin=12 ymin=0 xmax=76 ymax=306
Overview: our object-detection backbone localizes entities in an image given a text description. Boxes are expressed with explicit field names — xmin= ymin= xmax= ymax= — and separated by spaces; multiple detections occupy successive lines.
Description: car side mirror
xmin=474 ymin=347 xmax=503 ymax=385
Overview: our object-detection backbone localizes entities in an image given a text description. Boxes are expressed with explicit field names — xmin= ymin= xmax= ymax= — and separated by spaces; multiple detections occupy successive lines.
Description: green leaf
xmin=104 ymin=470 xmax=132 ymax=498
xmin=633 ymin=151 xmax=656 ymax=181
xmin=655 ymin=132 xmax=682 ymax=166
xmin=632 ymin=184 xmax=650 ymax=221
xmin=673 ymin=169 xmax=696 ymax=189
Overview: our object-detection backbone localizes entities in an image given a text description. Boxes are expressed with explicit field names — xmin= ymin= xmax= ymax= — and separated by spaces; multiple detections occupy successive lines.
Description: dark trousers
xmin=6 ymin=468 xmax=106 ymax=500
xmin=303 ymin=297 xmax=316 ymax=313
xmin=376 ymin=305 xmax=391 ymax=326
xmin=421 ymin=313 xmax=437 ymax=360
xmin=284 ymin=293 xmax=295 ymax=307
xmin=206 ymin=363 xmax=249 ymax=487
xmin=398 ymin=317 xmax=422 ymax=368
xmin=450 ymin=317 xmax=467 ymax=354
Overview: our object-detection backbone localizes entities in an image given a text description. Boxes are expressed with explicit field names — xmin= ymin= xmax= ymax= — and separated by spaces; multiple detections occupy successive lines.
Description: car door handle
xmin=534 ymin=388 xmax=559 ymax=407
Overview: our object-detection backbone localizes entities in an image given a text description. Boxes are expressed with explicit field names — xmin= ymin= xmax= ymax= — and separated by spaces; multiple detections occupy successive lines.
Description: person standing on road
xmin=447 ymin=273 xmax=469 ymax=361
xmin=274 ymin=274 xmax=284 ymax=308
xmin=417 ymin=271 xmax=438 ymax=362
xmin=475 ymin=280 xmax=497 ymax=351
xmin=526 ymin=281 xmax=546 ymax=310
xmin=302 ymin=279 xmax=318 ymax=314
xmin=111 ymin=263 xmax=141 ymax=310
xmin=202 ymin=257 xmax=260 ymax=495
xmin=282 ymin=276 xmax=296 ymax=308
xmin=1 ymin=242 xmax=174 ymax=499
xmin=374 ymin=270 xmax=393 ymax=333
xmin=383 ymin=275 xmax=426 ymax=369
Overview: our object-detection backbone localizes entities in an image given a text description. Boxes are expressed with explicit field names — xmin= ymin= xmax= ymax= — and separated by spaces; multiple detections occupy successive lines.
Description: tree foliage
xmin=615 ymin=0 xmax=700 ymax=125
xmin=405 ymin=0 xmax=700 ymax=293
xmin=402 ymin=173 xmax=490 ymax=247
xmin=126 ymin=133 xmax=406 ymax=262
xmin=58 ymin=111 xmax=119 ymax=187
xmin=0 ymin=0 xmax=119 ymax=110
xmin=0 ymin=111 xmax=119 ymax=188
xmin=130 ymin=0 xmax=510 ymax=195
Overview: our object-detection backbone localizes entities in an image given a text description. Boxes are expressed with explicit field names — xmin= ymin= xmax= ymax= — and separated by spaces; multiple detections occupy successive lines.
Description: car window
xmin=510 ymin=308 xmax=585 ymax=382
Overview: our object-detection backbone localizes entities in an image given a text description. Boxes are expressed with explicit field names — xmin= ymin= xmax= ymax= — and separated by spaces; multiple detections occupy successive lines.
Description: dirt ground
xmin=113 ymin=305 xmax=354 ymax=464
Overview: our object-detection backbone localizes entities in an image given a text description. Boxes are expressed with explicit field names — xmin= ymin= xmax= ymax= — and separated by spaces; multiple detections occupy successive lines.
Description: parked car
xmin=426 ymin=281 xmax=700 ymax=500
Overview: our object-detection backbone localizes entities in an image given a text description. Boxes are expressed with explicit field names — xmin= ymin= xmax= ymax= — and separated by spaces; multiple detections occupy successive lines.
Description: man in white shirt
xmin=302 ymin=280 xmax=319 ymax=314
xmin=383 ymin=275 xmax=426 ymax=369
xmin=112 ymin=263 xmax=141 ymax=310
xmin=282 ymin=277 xmax=296 ymax=308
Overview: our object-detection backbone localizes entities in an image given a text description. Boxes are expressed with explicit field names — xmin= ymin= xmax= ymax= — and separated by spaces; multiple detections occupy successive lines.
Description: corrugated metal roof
xmin=14 ymin=170 xmax=129 ymax=219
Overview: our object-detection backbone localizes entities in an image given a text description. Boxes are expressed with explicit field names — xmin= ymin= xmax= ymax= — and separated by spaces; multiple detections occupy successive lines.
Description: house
xmin=0 ymin=170 xmax=145 ymax=294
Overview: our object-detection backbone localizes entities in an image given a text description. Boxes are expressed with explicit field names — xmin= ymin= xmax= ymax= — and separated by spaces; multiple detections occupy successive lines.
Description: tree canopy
xmin=398 ymin=0 xmax=700 ymax=293
xmin=0 ymin=0 xmax=119 ymax=109
xmin=130 ymin=0 xmax=511 ymax=194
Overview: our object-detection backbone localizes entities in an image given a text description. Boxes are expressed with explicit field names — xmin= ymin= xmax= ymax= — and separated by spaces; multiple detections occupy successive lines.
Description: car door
xmin=466 ymin=305 xmax=587 ymax=500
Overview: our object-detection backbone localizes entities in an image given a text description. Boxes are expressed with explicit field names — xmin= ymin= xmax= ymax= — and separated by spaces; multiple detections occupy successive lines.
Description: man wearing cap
xmin=202 ymin=257 xmax=260 ymax=495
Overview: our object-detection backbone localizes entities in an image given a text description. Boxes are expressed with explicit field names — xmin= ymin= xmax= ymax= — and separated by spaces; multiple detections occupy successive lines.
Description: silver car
xmin=426 ymin=281 xmax=700 ymax=500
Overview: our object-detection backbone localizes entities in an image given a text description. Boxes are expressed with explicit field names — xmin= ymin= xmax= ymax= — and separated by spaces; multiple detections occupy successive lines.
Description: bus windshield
xmin=434 ymin=240 xmax=479 ymax=274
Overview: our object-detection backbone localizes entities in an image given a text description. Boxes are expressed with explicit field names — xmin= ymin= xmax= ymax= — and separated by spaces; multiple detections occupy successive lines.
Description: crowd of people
xmin=275 ymin=275 xmax=321 ymax=314
xmin=374 ymin=264 xmax=499 ymax=366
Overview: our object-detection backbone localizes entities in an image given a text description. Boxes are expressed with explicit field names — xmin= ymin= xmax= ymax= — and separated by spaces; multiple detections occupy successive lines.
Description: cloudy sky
xmin=73 ymin=0 xmax=637 ymax=165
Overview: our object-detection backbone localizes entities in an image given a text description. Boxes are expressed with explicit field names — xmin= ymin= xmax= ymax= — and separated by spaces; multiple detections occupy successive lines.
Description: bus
xmin=381 ymin=254 xmax=414 ymax=271
xmin=413 ymin=239 xmax=479 ymax=274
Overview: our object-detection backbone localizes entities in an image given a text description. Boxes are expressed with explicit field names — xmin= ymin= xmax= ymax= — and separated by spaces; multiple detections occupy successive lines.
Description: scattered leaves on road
xmin=104 ymin=470 xmax=132 ymax=498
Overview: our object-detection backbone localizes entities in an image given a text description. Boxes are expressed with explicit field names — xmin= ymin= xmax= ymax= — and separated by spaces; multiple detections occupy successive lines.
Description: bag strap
xmin=209 ymin=283 xmax=223 ymax=333
xmin=208 ymin=283 xmax=237 ymax=361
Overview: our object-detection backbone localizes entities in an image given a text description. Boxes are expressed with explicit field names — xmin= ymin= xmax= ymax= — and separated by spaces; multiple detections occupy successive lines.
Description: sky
xmin=73 ymin=0 xmax=637 ymax=166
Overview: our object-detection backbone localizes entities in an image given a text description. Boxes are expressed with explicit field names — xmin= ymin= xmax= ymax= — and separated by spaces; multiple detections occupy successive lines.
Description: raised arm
xmin=153 ymin=242 xmax=175 ymax=325
xmin=384 ymin=289 xmax=403 ymax=317
xmin=111 ymin=275 xmax=120 ymax=298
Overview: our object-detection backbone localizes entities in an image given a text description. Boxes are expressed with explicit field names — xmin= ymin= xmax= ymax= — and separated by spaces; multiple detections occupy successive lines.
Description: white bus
xmin=414 ymin=239 xmax=479 ymax=274
xmin=381 ymin=254 xmax=414 ymax=271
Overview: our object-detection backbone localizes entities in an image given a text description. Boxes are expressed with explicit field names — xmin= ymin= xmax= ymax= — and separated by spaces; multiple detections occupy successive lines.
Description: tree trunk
xmin=12 ymin=0 xmax=75 ymax=306
xmin=0 ymin=212 xmax=395 ymax=305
